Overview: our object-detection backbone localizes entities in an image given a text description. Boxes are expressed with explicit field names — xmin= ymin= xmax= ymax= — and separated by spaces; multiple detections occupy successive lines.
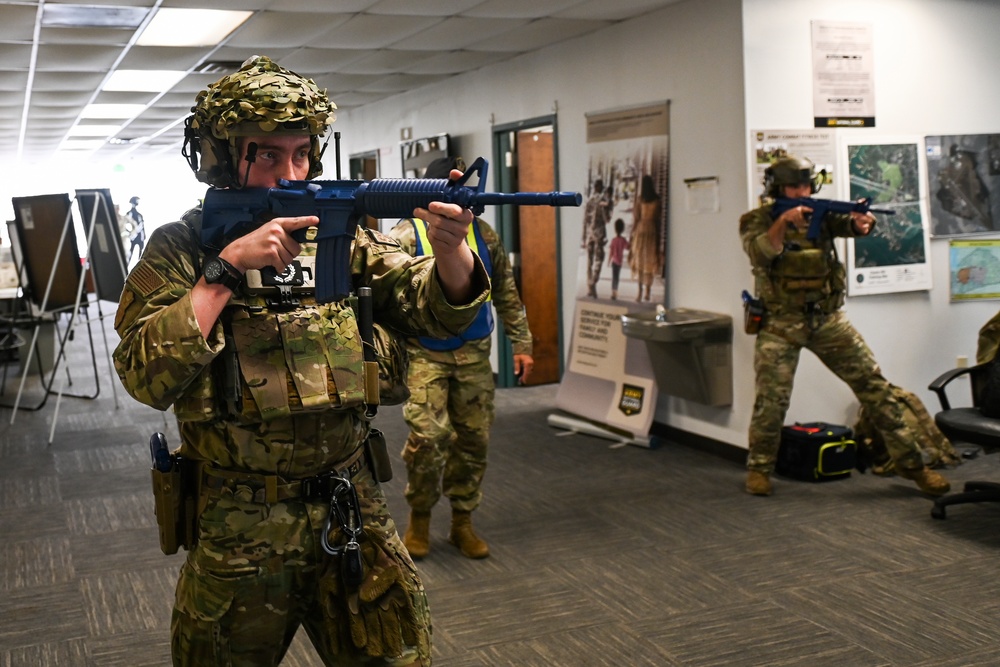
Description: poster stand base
xmin=546 ymin=412 xmax=654 ymax=449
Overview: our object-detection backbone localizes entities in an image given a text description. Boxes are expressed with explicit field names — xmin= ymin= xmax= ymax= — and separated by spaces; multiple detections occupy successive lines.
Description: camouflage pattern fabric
xmin=747 ymin=311 xmax=925 ymax=474
xmin=172 ymin=463 xmax=429 ymax=666
xmin=114 ymin=211 xmax=489 ymax=666
xmin=400 ymin=355 xmax=495 ymax=512
xmin=740 ymin=205 xmax=928 ymax=475
xmin=976 ymin=309 xmax=1000 ymax=363
xmin=387 ymin=217 xmax=530 ymax=514
xmin=853 ymin=385 xmax=961 ymax=474
xmin=582 ymin=192 xmax=609 ymax=294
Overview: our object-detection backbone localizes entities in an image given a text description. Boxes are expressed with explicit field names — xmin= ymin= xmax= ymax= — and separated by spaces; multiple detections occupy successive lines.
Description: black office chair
xmin=928 ymin=361 xmax=1000 ymax=519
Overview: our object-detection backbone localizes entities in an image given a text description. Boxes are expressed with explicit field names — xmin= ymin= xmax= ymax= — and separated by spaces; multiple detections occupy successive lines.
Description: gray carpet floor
xmin=2 ymin=303 xmax=1000 ymax=666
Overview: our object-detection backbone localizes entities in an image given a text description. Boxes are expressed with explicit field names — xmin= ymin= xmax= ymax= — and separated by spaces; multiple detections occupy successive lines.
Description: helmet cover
xmin=185 ymin=55 xmax=336 ymax=187
xmin=764 ymin=155 xmax=818 ymax=198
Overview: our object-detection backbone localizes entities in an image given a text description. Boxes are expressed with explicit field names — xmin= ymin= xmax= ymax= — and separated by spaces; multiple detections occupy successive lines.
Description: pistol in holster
xmin=741 ymin=289 xmax=765 ymax=335
xmin=149 ymin=432 xmax=200 ymax=555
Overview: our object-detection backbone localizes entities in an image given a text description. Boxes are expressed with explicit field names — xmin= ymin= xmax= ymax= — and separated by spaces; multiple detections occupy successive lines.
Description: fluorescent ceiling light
xmin=42 ymin=4 xmax=147 ymax=29
xmin=81 ymin=104 xmax=148 ymax=119
xmin=137 ymin=9 xmax=253 ymax=47
xmin=68 ymin=124 xmax=123 ymax=136
xmin=104 ymin=70 xmax=188 ymax=93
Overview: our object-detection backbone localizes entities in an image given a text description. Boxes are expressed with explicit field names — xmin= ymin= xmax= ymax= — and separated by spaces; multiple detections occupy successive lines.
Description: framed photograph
xmin=949 ymin=238 xmax=1000 ymax=301
xmin=925 ymin=133 xmax=1000 ymax=237
xmin=844 ymin=139 xmax=932 ymax=296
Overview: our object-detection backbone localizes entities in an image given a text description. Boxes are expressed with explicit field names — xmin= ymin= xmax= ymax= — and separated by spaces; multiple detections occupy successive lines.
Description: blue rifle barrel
xmin=357 ymin=178 xmax=582 ymax=218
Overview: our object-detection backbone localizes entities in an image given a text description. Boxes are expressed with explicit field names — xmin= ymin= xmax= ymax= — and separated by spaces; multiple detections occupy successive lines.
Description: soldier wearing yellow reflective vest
xmin=388 ymin=156 xmax=534 ymax=559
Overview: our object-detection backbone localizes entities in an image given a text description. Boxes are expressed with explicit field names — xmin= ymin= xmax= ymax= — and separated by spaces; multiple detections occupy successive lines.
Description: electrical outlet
xmin=957 ymin=355 xmax=968 ymax=368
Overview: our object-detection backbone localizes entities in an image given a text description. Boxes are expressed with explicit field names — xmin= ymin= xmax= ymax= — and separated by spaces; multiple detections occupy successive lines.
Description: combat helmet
xmin=182 ymin=55 xmax=336 ymax=188
xmin=763 ymin=155 xmax=824 ymax=198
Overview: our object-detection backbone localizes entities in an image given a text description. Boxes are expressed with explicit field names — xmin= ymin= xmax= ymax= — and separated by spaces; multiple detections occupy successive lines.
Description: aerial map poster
xmin=925 ymin=133 xmax=1000 ymax=237
xmin=949 ymin=239 xmax=1000 ymax=301
xmin=845 ymin=140 xmax=932 ymax=296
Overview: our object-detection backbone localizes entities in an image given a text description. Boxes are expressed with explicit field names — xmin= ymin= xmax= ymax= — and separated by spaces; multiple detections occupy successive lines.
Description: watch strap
xmin=206 ymin=256 xmax=243 ymax=292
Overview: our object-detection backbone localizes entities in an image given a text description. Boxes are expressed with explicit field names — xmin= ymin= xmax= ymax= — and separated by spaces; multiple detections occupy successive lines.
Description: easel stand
xmin=8 ymin=192 xmax=123 ymax=443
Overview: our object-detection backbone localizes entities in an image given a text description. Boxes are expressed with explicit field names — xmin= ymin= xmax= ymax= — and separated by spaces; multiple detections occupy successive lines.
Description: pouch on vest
xmin=772 ymin=248 xmax=830 ymax=292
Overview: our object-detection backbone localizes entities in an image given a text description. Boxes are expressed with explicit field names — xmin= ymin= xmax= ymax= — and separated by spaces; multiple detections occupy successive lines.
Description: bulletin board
xmin=76 ymin=189 xmax=127 ymax=302
xmin=10 ymin=194 xmax=81 ymax=311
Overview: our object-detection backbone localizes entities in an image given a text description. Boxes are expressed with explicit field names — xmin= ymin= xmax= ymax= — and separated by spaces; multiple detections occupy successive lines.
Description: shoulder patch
xmin=365 ymin=227 xmax=402 ymax=249
xmin=128 ymin=262 xmax=168 ymax=298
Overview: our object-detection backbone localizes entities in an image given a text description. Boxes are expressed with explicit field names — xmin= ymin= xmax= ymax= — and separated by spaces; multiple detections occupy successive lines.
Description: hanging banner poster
xmin=844 ymin=140 xmax=932 ymax=295
xmin=555 ymin=101 xmax=669 ymax=440
xmin=811 ymin=21 xmax=876 ymax=128
xmin=750 ymin=129 xmax=837 ymax=207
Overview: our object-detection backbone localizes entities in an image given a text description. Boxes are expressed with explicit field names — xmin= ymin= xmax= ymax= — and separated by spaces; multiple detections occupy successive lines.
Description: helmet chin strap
xmin=239 ymin=142 xmax=258 ymax=189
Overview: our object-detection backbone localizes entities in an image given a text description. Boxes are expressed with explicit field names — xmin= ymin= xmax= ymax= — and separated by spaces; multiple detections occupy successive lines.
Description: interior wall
xmin=336 ymin=0 xmax=750 ymax=441
xmin=741 ymin=0 xmax=1000 ymax=440
xmin=337 ymin=0 xmax=999 ymax=451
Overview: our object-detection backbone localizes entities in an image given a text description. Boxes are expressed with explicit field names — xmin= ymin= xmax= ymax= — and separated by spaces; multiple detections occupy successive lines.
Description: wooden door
xmin=514 ymin=129 xmax=560 ymax=385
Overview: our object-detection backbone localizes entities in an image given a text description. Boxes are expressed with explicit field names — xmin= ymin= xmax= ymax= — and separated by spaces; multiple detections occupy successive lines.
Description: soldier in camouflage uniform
xmin=113 ymin=56 xmax=489 ymax=667
xmin=740 ymin=155 xmax=950 ymax=497
xmin=387 ymin=156 xmax=534 ymax=560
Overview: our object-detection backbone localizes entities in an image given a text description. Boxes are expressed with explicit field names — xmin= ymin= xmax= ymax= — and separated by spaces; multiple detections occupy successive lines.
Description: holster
xmin=151 ymin=456 xmax=199 ymax=555
xmin=743 ymin=294 xmax=765 ymax=335
xmin=364 ymin=428 xmax=393 ymax=483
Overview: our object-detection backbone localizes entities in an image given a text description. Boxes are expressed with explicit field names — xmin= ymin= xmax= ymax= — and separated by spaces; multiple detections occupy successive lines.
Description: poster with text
xmin=925 ymin=133 xmax=1000 ymax=237
xmin=845 ymin=140 xmax=932 ymax=295
xmin=750 ymin=129 xmax=836 ymax=207
xmin=811 ymin=21 xmax=875 ymax=128
xmin=555 ymin=101 xmax=669 ymax=439
xmin=949 ymin=239 xmax=1000 ymax=301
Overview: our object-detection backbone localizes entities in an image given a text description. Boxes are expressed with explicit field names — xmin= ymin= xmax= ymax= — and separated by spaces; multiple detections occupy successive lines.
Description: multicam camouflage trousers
xmin=747 ymin=309 xmax=925 ymax=474
xmin=401 ymin=355 xmax=495 ymax=513
xmin=170 ymin=460 xmax=430 ymax=667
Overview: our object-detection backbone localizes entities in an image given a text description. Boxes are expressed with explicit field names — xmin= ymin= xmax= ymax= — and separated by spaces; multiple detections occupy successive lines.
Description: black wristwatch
xmin=203 ymin=256 xmax=243 ymax=292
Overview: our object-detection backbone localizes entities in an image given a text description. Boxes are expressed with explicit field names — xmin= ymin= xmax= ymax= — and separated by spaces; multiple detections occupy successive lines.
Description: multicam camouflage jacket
xmin=739 ymin=203 xmax=863 ymax=315
xmin=113 ymin=209 xmax=489 ymax=476
xmin=388 ymin=217 xmax=533 ymax=365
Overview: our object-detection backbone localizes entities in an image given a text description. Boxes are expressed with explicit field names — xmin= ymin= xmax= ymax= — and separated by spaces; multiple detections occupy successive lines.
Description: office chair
xmin=928 ymin=361 xmax=1000 ymax=519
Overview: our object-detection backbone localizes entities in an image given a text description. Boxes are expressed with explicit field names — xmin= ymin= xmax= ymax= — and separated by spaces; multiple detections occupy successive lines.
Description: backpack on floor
xmin=852 ymin=386 xmax=961 ymax=475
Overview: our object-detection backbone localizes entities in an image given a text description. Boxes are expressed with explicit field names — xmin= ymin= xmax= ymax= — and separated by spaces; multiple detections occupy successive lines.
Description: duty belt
xmin=200 ymin=446 xmax=367 ymax=504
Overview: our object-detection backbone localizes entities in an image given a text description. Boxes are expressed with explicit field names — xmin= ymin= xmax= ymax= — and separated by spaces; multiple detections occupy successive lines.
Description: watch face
xmin=205 ymin=259 xmax=224 ymax=283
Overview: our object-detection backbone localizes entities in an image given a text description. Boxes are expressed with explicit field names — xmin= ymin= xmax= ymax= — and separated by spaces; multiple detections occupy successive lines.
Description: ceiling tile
xmin=34 ymin=44 xmax=121 ymax=71
xmin=0 ymin=44 xmax=33 ymax=69
xmin=264 ymin=0 xmax=381 ymax=12
xmin=0 ymin=5 xmax=42 ymax=39
xmin=399 ymin=50 xmax=517 ymax=75
xmin=367 ymin=0 xmax=486 ymax=16
xmin=336 ymin=50 xmax=439 ymax=75
xmin=554 ymin=0 xmax=682 ymax=21
xmin=309 ymin=14 xmax=444 ymax=50
xmin=462 ymin=0 xmax=586 ymax=19
xmin=225 ymin=11 xmax=354 ymax=49
xmin=32 ymin=72 xmax=105 ymax=91
xmin=470 ymin=18 xmax=605 ymax=52
xmin=38 ymin=26 xmax=132 ymax=46
xmin=391 ymin=17 xmax=531 ymax=51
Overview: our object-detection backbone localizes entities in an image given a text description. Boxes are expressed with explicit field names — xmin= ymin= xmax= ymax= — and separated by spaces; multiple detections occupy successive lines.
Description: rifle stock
xmin=202 ymin=157 xmax=582 ymax=303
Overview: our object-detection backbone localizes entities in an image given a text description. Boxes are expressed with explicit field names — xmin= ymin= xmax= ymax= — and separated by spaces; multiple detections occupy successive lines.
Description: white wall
xmin=742 ymin=0 xmax=1000 ymax=438
xmin=336 ymin=0 xmax=751 ymax=442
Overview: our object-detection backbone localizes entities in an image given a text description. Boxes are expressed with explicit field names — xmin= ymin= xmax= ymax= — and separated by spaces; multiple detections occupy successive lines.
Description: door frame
xmin=491 ymin=114 xmax=564 ymax=387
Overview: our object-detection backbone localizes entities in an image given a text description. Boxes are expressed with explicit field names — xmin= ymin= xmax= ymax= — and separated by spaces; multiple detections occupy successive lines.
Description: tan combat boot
xmin=402 ymin=510 xmax=431 ymax=559
xmin=448 ymin=510 xmax=490 ymax=558
xmin=898 ymin=467 xmax=951 ymax=496
xmin=745 ymin=470 xmax=773 ymax=496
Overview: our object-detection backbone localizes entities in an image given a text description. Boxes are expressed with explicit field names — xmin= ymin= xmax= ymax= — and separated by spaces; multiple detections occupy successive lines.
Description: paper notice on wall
xmin=811 ymin=21 xmax=875 ymax=128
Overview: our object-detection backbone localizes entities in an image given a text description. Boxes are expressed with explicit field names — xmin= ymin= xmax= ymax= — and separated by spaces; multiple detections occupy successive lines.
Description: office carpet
xmin=2 ymin=305 xmax=999 ymax=666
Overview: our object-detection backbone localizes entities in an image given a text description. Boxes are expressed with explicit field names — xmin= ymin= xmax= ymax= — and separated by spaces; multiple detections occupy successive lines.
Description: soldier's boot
xmin=448 ymin=510 xmax=490 ymax=559
xmin=402 ymin=511 xmax=431 ymax=559
xmin=897 ymin=466 xmax=951 ymax=496
xmin=745 ymin=470 xmax=773 ymax=496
